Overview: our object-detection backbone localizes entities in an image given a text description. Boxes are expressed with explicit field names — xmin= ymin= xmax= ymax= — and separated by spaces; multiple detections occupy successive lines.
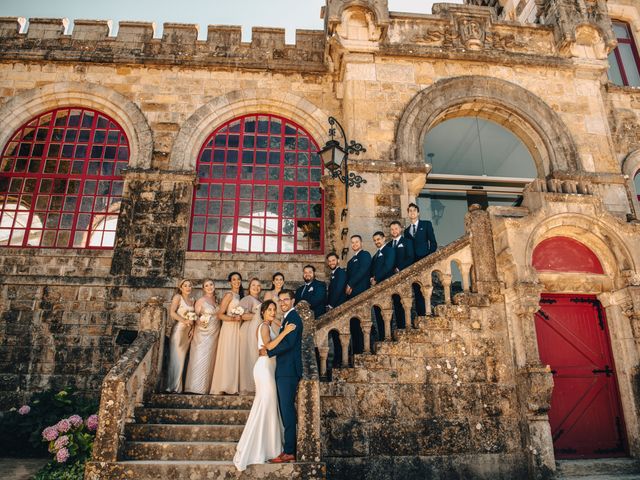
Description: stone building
xmin=0 ymin=0 xmax=640 ymax=478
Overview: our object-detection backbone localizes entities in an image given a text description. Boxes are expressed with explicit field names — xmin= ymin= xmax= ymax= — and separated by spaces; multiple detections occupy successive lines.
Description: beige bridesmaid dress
xmin=166 ymin=297 xmax=193 ymax=393
xmin=238 ymin=295 xmax=262 ymax=394
xmin=210 ymin=293 xmax=241 ymax=394
xmin=184 ymin=300 xmax=220 ymax=394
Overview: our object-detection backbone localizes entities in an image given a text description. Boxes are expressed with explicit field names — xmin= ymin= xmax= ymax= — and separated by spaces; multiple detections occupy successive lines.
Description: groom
xmin=262 ymin=289 xmax=303 ymax=463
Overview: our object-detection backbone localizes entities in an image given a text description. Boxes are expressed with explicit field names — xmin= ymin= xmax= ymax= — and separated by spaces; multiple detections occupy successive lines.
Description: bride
xmin=233 ymin=300 xmax=296 ymax=471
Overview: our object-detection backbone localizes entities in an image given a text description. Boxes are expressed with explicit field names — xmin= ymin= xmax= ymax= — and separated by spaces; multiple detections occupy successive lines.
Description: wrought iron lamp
xmin=318 ymin=116 xmax=367 ymax=204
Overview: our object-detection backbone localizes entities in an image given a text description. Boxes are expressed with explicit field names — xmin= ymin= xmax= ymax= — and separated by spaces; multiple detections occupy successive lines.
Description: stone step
xmin=557 ymin=475 xmax=640 ymax=480
xmin=148 ymin=394 xmax=253 ymax=410
xmin=135 ymin=407 xmax=250 ymax=425
xmin=125 ymin=423 xmax=244 ymax=442
xmin=556 ymin=458 xmax=640 ymax=477
xmin=123 ymin=441 xmax=237 ymax=461
xmin=85 ymin=460 xmax=325 ymax=480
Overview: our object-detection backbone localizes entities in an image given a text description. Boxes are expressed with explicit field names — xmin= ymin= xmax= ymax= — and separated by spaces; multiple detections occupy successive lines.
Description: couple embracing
xmin=233 ymin=289 xmax=303 ymax=471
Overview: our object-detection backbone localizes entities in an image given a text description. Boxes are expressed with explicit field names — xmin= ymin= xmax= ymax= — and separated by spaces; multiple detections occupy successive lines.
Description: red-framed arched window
xmin=190 ymin=114 xmax=324 ymax=253
xmin=0 ymin=107 xmax=129 ymax=248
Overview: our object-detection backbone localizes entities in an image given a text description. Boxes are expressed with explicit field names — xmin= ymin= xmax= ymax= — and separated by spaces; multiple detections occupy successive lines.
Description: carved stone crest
xmin=458 ymin=18 xmax=485 ymax=50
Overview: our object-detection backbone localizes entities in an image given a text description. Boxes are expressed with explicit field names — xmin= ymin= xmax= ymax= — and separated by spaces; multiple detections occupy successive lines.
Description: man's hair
xmin=279 ymin=289 xmax=295 ymax=300
xmin=303 ymin=264 xmax=316 ymax=272
xmin=350 ymin=234 xmax=362 ymax=241
xmin=373 ymin=230 xmax=385 ymax=238
xmin=408 ymin=202 xmax=420 ymax=212
xmin=389 ymin=220 xmax=402 ymax=228
xmin=326 ymin=252 xmax=339 ymax=260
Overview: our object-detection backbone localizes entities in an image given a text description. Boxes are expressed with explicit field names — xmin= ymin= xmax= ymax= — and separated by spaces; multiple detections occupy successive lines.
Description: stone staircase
xmin=555 ymin=458 xmax=640 ymax=479
xmin=86 ymin=392 xmax=324 ymax=479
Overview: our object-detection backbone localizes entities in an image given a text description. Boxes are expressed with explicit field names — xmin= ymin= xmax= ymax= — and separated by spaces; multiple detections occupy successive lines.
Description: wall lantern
xmin=318 ymin=116 xmax=367 ymax=205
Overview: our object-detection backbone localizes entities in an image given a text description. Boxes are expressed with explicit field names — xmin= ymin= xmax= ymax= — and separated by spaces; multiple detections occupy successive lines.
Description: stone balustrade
xmin=91 ymin=297 xmax=166 ymax=462
xmin=315 ymin=236 xmax=473 ymax=377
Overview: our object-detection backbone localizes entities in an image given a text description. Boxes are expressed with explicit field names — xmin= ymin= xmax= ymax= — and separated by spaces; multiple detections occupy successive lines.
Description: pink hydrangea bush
xmin=41 ymin=413 xmax=98 ymax=466
xmin=18 ymin=405 xmax=31 ymax=415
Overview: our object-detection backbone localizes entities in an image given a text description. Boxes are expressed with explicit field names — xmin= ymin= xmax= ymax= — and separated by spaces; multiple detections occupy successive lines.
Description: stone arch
xmin=0 ymin=82 xmax=153 ymax=169
xmin=395 ymin=76 xmax=581 ymax=175
xmin=525 ymin=213 xmax=635 ymax=281
xmin=170 ymin=90 xmax=329 ymax=171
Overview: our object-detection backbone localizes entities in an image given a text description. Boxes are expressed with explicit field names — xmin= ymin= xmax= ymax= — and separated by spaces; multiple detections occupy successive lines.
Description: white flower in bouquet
xmin=186 ymin=311 xmax=198 ymax=322
xmin=200 ymin=313 xmax=212 ymax=327
xmin=229 ymin=306 xmax=245 ymax=316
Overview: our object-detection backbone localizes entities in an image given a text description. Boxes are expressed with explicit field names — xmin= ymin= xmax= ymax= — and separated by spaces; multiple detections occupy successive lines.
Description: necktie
xmin=411 ymin=224 xmax=416 ymax=236
xmin=393 ymin=239 xmax=398 ymax=248
xmin=301 ymin=284 xmax=309 ymax=297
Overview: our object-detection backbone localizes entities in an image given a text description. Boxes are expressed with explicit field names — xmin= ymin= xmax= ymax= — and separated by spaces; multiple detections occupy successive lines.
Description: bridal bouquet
xmin=229 ymin=306 xmax=245 ymax=317
xmin=200 ymin=313 xmax=213 ymax=327
xmin=185 ymin=311 xmax=198 ymax=323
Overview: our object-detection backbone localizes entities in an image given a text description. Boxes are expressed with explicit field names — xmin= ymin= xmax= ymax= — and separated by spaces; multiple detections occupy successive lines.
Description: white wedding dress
xmin=233 ymin=322 xmax=283 ymax=471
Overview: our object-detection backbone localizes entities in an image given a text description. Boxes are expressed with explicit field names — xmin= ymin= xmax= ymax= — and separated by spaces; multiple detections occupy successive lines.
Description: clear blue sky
xmin=0 ymin=0 xmax=462 ymax=42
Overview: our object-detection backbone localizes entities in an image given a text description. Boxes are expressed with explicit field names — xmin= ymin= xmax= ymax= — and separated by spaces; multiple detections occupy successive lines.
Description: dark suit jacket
xmin=405 ymin=220 xmax=437 ymax=259
xmin=392 ymin=236 xmax=414 ymax=271
xmin=295 ymin=279 xmax=326 ymax=319
xmin=346 ymin=250 xmax=372 ymax=297
xmin=370 ymin=242 xmax=396 ymax=283
xmin=327 ymin=266 xmax=348 ymax=309
xmin=268 ymin=309 xmax=303 ymax=379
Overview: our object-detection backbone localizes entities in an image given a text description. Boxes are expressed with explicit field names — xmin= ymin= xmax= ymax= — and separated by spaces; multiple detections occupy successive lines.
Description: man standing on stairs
xmin=294 ymin=265 xmax=326 ymax=320
xmin=390 ymin=221 xmax=414 ymax=329
xmin=326 ymin=252 xmax=348 ymax=311
xmin=264 ymin=289 xmax=303 ymax=464
xmin=345 ymin=235 xmax=371 ymax=354
xmin=404 ymin=202 xmax=437 ymax=324
xmin=370 ymin=231 xmax=396 ymax=343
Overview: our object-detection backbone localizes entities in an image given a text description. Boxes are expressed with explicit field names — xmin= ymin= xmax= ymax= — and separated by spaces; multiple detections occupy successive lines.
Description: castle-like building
xmin=1 ymin=0 xmax=640 ymax=478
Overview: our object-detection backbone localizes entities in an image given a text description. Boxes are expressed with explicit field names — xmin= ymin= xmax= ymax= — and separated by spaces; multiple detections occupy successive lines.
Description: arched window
xmin=189 ymin=114 xmax=324 ymax=253
xmin=419 ymin=116 xmax=537 ymax=247
xmin=634 ymin=171 xmax=640 ymax=202
xmin=0 ymin=107 xmax=129 ymax=248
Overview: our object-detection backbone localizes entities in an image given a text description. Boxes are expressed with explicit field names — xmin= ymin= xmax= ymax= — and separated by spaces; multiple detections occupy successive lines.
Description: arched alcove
xmin=532 ymin=236 xmax=604 ymax=274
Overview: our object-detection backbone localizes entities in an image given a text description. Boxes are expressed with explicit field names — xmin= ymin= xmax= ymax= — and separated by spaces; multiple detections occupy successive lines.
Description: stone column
xmin=339 ymin=332 xmax=351 ymax=367
xmin=111 ymin=168 xmax=196 ymax=281
xmin=464 ymin=205 xmax=500 ymax=296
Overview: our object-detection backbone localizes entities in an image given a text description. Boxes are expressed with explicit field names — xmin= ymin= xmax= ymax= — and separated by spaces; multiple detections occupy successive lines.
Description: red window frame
xmin=609 ymin=20 xmax=640 ymax=87
xmin=189 ymin=113 xmax=324 ymax=254
xmin=0 ymin=107 xmax=129 ymax=249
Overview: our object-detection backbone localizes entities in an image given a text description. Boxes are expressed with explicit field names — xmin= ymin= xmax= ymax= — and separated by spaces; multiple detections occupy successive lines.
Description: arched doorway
xmin=532 ymin=236 xmax=628 ymax=458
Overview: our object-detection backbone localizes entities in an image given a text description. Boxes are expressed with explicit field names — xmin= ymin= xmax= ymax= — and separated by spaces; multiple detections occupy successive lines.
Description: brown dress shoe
xmin=270 ymin=453 xmax=295 ymax=463
xmin=268 ymin=452 xmax=284 ymax=463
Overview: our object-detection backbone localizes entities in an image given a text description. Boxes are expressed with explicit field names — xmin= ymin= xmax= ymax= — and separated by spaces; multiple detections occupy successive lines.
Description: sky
xmin=0 ymin=0 xmax=463 ymax=42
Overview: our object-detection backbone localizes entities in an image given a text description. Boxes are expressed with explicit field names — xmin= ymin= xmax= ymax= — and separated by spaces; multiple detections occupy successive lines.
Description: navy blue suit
xmin=405 ymin=220 xmax=437 ymax=317
xmin=392 ymin=236 xmax=413 ymax=329
xmin=327 ymin=266 xmax=348 ymax=309
xmin=370 ymin=242 xmax=396 ymax=284
xmin=405 ymin=220 xmax=437 ymax=260
xmin=392 ymin=236 xmax=414 ymax=272
xmin=346 ymin=250 xmax=372 ymax=299
xmin=295 ymin=279 xmax=326 ymax=319
xmin=267 ymin=308 xmax=303 ymax=455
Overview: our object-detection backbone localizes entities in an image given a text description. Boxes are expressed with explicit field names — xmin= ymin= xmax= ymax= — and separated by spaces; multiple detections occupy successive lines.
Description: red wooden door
xmin=534 ymin=294 xmax=627 ymax=458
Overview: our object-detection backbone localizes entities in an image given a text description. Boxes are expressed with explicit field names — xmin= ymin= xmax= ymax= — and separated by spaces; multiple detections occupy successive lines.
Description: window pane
xmin=619 ymin=43 xmax=640 ymax=86
xmin=608 ymin=51 xmax=624 ymax=86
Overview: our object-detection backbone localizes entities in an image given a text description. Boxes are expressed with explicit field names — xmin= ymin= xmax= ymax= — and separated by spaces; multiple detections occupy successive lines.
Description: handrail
xmin=90 ymin=297 xmax=166 ymax=463
xmin=314 ymin=235 xmax=473 ymax=376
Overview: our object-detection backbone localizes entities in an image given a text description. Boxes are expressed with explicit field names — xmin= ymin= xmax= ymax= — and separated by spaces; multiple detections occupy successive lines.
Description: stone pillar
xmin=465 ymin=205 xmax=500 ymax=296
xmin=361 ymin=321 xmax=373 ymax=353
xmin=339 ymin=332 xmax=351 ymax=366
xmin=111 ymin=169 xmax=196 ymax=281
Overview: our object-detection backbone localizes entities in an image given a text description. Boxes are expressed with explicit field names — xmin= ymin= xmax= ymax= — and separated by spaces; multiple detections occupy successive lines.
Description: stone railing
xmin=295 ymin=300 xmax=322 ymax=464
xmin=315 ymin=235 xmax=473 ymax=376
xmin=90 ymin=297 xmax=166 ymax=462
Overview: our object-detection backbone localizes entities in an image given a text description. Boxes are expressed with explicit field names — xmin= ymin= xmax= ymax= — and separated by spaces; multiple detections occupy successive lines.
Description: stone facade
xmin=1 ymin=0 xmax=640 ymax=478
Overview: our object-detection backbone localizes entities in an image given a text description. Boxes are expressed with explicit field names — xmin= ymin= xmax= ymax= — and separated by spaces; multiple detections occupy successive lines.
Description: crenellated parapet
xmin=0 ymin=17 xmax=326 ymax=72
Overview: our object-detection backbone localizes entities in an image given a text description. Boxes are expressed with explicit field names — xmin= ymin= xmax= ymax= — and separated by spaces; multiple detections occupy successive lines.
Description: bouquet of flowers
xmin=229 ymin=306 xmax=245 ymax=317
xmin=200 ymin=313 xmax=213 ymax=327
xmin=185 ymin=311 xmax=198 ymax=323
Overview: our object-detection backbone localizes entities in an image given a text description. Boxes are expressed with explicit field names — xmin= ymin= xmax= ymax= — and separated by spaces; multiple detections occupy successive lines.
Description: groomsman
xmin=345 ymin=235 xmax=371 ymax=354
xmin=345 ymin=235 xmax=372 ymax=299
xmin=389 ymin=221 xmax=414 ymax=329
xmin=326 ymin=252 xmax=348 ymax=311
xmin=404 ymin=202 xmax=437 ymax=320
xmin=369 ymin=231 xmax=395 ymax=286
xmin=295 ymin=265 xmax=326 ymax=319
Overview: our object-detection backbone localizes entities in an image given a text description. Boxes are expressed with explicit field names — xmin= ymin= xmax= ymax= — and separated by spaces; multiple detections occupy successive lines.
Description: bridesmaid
xmin=263 ymin=272 xmax=285 ymax=328
xmin=184 ymin=278 xmax=221 ymax=394
xmin=210 ymin=272 xmax=245 ymax=395
xmin=166 ymin=279 xmax=196 ymax=393
xmin=238 ymin=278 xmax=263 ymax=395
